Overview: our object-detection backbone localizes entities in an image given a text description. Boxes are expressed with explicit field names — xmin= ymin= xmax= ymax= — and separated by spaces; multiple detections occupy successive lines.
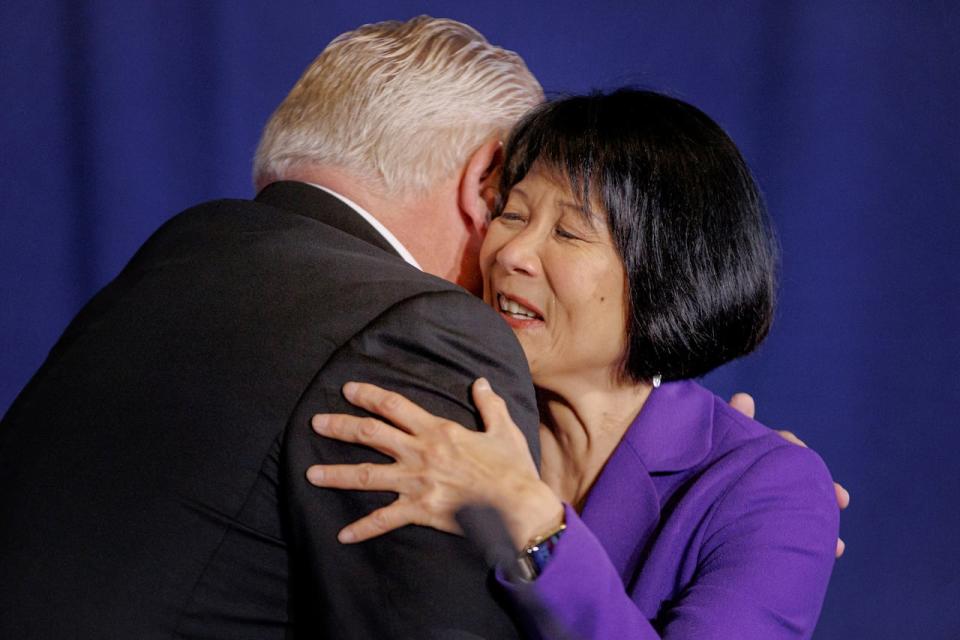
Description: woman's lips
xmin=496 ymin=292 xmax=544 ymax=328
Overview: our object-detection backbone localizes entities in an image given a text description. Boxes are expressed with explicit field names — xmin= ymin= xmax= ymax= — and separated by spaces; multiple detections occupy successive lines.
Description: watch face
xmin=522 ymin=525 xmax=566 ymax=579
xmin=516 ymin=554 xmax=538 ymax=582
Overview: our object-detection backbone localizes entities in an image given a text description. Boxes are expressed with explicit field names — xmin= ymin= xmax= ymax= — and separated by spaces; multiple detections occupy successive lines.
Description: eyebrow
xmin=511 ymin=187 xmax=601 ymax=224
xmin=559 ymin=201 xmax=603 ymax=228
xmin=510 ymin=186 xmax=530 ymax=201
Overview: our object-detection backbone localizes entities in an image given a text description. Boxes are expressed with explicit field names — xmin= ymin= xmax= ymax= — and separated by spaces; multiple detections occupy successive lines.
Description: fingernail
xmin=311 ymin=415 xmax=328 ymax=432
xmin=343 ymin=382 xmax=358 ymax=399
xmin=338 ymin=529 xmax=355 ymax=543
xmin=306 ymin=466 xmax=324 ymax=483
xmin=474 ymin=377 xmax=490 ymax=391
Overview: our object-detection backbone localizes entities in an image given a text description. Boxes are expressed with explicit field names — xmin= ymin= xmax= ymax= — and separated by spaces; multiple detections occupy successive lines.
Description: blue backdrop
xmin=2 ymin=2 xmax=957 ymax=637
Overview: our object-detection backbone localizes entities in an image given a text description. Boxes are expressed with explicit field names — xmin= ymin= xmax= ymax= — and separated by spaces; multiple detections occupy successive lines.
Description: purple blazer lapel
xmin=580 ymin=437 xmax=660 ymax=585
xmin=579 ymin=381 xmax=715 ymax=585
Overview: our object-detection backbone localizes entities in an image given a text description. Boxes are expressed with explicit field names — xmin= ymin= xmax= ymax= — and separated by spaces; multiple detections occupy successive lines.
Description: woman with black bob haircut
xmin=307 ymin=89 xmax=839 ymax=638
xmin=499 ymin=88 xmax=777 ymax=383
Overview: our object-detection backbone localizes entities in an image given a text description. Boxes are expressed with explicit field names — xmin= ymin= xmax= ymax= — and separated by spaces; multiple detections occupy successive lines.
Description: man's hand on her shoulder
xmin=728 ymin=392 xmax=755 ymax=420
xmin=728 ymin=392 xmax=849 ymax=559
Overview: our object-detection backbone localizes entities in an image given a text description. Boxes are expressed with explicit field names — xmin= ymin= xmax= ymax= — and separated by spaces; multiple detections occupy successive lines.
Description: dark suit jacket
xmin=0 ymin=181 xmax=539 ymax=639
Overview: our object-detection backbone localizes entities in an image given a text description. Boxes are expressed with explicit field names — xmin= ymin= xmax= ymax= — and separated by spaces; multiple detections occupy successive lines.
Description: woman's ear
xmin=459 ymin=138 xmax=504 ymax=233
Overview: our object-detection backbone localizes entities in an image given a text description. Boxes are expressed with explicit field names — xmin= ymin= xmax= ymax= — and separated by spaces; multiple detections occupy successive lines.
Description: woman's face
xmin=480 ymin=168 xmax=628 ymax=388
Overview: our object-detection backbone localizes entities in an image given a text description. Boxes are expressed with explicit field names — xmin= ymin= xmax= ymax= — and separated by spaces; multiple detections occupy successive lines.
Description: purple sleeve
xmin=497 ymin=504 xmax=660 ymax=639
xmin=496 ymin=445 xmax=838 ymax=639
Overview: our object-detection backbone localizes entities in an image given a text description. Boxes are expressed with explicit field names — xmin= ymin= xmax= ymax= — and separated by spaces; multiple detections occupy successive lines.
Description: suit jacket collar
xmin=255 ymin=181 xmax=401 ymax=259
xmin=580 ymin=380 xmax=715 ymax=584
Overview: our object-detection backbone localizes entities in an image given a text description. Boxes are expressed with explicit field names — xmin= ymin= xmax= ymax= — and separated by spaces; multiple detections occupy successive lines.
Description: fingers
xmin=336 ymin=502 xmax=422 ymax=544
xmin=776 ymin=429 xmax=807 ymax=448
xmin=471 ymin=377 xmax=514 ymax=435
xmin=771 ymin=436 xmax=848 ymax=557
xmin=306 ymin=462 xmax=403 ymax=493
xmin=835 ymin=482 xmax=850 ymax=510
xmin=729 ymin=392 xmax=755 ymax=419
xmin=312 ymin=413 xmax=412 ymax=459
xmin=834 ymin=483 xmax=849 ymax=558
xmin=342 ymin=382 xmax=438 ymax=434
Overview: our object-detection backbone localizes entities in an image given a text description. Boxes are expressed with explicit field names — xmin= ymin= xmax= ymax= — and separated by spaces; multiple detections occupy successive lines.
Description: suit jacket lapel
xmin=255 ymin=181 xmax=401 ymax=258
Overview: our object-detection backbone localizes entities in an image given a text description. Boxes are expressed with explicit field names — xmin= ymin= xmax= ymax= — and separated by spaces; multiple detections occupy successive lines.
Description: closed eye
xmin=555 ymin=225 xmax=582 ymax=241
xmin=497 ymin=211 xmax=527 ymax=224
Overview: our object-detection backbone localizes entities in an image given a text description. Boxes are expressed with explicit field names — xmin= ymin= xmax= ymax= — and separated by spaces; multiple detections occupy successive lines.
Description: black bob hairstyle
xmin=497 ymin=88 xmax=777 ymax=382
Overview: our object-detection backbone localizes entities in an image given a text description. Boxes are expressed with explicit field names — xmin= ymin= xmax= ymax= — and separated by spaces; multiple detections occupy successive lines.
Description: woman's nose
xmin=495 ymin=230 xmax=541 ymax=276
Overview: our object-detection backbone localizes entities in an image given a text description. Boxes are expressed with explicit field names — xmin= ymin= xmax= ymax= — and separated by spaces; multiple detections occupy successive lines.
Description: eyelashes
xmin=494 ymin=211 xmax=585 ymax=242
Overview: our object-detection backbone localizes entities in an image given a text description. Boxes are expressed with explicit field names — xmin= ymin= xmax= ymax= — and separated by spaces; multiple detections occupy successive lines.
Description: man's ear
xmin=458 ymin=137 xmax=504 ymax=234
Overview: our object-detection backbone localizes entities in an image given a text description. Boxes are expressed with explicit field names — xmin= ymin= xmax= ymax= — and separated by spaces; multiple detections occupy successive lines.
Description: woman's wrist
xmin=501 ymin=479 xmax=565 ymax=550
xmin=516 ymin=519 xmax=567 ymax=581
xmin=506 ymin=484 xmax=566 ymax=581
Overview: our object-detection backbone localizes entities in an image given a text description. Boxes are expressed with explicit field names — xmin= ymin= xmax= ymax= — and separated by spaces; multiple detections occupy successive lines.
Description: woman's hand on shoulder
xmin=306 ymin=378 xmax=563 ymax=548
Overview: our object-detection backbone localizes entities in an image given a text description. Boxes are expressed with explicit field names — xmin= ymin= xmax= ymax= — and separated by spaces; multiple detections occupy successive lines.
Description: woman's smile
xmin=480 ymin=168 xmax=628 ymax=388
xmin=495 ymin=292 xmax=545 ymax=327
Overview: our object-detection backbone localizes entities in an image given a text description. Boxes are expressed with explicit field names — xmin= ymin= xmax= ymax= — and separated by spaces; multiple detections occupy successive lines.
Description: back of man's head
xmin=253 ymin=16 xmax=543 ymax=197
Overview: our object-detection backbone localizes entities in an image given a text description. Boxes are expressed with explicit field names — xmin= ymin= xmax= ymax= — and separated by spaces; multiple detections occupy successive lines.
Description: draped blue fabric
xmin=1 ymin=2 xmax=957 ymax=637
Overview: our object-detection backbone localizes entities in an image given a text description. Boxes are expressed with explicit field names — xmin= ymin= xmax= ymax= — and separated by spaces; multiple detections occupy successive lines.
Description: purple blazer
xmin=499 ymin=380 xmax=839 ymax=639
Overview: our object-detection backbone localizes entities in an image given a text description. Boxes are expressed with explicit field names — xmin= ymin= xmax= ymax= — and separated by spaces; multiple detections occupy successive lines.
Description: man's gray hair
xmin=253 ymin=16 xmax=544 ymax=196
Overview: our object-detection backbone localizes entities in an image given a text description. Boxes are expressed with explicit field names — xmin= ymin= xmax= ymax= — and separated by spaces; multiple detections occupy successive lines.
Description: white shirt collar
xmin=306 ymin=183 xmax=422 ymax=270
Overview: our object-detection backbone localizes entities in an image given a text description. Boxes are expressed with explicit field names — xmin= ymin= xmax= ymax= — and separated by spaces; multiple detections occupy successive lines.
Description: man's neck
xmin=305 ymin=183 xmax=421 ymax=269
xmin=277 ymin=165 xmax=389 ymax=224
xmin=276 ymin=166 xmax=477 ymax=293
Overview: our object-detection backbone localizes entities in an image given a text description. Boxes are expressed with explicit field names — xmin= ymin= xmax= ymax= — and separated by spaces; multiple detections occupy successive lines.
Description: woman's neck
xmin=536 ymin=375 xmax=652 ymax=509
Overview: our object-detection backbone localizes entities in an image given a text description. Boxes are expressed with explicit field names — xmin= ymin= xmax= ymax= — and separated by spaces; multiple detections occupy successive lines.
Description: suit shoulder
xmin=386 ymin=285 xmax=503 ymax=320
xmin=370 ymin=287 xmax=526 ymax=361
xmin=301 ymin=285 xmax=538 ymax=445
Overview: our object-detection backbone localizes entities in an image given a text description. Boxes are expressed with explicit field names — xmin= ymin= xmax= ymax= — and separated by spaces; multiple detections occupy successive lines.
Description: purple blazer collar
xmin=579 ymin=380 xmax=715 ymax=584
xmin=623 ymin=380 xmax=715 ymax=473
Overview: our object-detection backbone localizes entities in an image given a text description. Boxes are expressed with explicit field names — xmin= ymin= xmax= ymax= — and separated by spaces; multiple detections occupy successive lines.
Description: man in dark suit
xmin=0 ymin=17 xmax=544 ymax=638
